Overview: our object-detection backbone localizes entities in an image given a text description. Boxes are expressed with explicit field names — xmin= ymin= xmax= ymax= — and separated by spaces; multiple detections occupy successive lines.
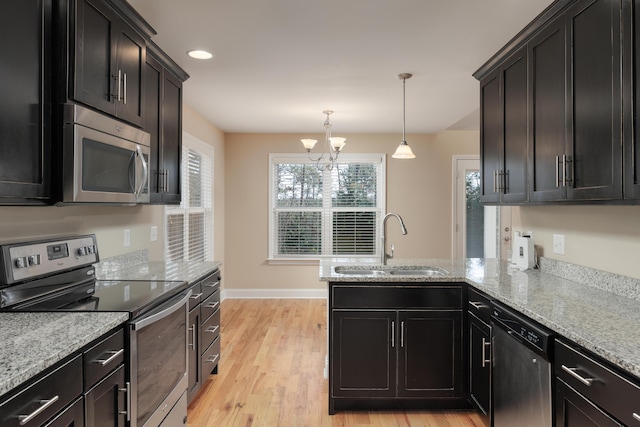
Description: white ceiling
xmin=128 ymin=0 xmax=555 ymax=134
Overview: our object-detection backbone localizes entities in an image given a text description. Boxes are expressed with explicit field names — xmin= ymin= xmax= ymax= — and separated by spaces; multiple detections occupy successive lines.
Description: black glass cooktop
xmin=8 ymin=279 xmax=188 ymax=319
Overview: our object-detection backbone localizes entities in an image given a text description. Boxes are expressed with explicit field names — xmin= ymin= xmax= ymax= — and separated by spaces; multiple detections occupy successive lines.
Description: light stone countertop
xmin=321 ymin=258 xmax=640 ymax=380
xmin=96 ymin=260 xmax=222 ymax=283
xmin=0 ymin=312 xmax=128 ymax=398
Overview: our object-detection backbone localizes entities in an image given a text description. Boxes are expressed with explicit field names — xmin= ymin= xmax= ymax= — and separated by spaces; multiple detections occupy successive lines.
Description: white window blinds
xmin=165 ymin=133 xmax=214 ymax=262
xmin=269 ymin=154 xmax=385 ymax=259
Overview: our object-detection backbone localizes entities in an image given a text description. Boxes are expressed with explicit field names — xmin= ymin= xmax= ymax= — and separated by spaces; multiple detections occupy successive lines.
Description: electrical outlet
xmin=553 ymin=234 xmax=565 ymax=255
xmin=124 ymin=229 xmax=131 ymax=247
xmin=150 ymin=226 xmax=158 ymax=242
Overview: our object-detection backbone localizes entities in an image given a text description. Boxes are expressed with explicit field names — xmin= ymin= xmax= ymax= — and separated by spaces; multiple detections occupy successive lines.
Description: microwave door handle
xmin=135 ymin=145 xmax=148 ymax=199
xmin=128 ymin=151 xmax=136 ymax=194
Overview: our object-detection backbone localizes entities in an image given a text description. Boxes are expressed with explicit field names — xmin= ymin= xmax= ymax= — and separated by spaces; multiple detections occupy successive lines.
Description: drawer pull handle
xmin=206 ymin=325 xmax=219 ymax=334
xmin=561 ymin=365 xmax=594 ymax=386
xmin=391 ymin=321 xmax=395 ymax=348
xmin=482 ymin=337 xmax=491 ymax=368
xmin=206 ymin=354 xmax=220 ymax=364
xmin=633 ymin=413 xmax=640 ymax=422
xmin=190 ymin=293 xmax=203 ymax=300
xmin=469 ymin=301 xmax=487 ymax=310
xmin=205 ymin=301 xmax=220 ymax=310
xmin=203 ymin=281 xmax=220 ymax=288
xmin=96 ymin=348 xmax=124 ymax=366
xmin=18 ymin=395 xmax=59 ymax=425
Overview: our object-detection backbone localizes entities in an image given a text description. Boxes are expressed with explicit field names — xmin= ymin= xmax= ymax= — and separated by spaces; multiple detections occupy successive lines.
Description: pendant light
xmin=392 ymin=73 xmax=416 ymax=159
xmin=301 ymin=110 xmax=346 ymax=170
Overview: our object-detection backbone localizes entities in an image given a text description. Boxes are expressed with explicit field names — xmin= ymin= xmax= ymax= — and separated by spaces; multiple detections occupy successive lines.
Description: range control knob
xmin=28 ymin=255 xmax=41 ymax=266
xmin=77 ymin=247 xmax=86 ymax=256
xmin=14 ymin=257 xmax=27 ymax=268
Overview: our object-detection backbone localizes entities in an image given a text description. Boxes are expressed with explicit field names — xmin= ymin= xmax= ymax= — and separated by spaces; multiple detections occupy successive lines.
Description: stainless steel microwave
xmin=59 ymin=104 xmax=150 ymax=205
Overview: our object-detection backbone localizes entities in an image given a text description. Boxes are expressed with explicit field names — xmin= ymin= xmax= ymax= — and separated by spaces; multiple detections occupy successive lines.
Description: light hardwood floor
xmin=187 ymin=299 xmax=485 ymax=427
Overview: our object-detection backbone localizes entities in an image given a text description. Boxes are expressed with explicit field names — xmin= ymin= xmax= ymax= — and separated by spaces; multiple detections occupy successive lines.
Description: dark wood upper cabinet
xmin=624 ymin=0 xmax=640 ymax=199
xmin=73 ymin=0 xmax=145 ymax=127
xmin=479 ymin=47 xmax=528 ymax=204
xmin=477 ymin=0 xmax=630 ymax=204
xmin=529 ymin=16 xmax=567 ymax=202
xmin=565 ymin=0 xmax=623 ymax=201
xmin=144 ymin=43 xmax=188 ymax=205
xmin=0 ymin=0 xmax=51 ymax=203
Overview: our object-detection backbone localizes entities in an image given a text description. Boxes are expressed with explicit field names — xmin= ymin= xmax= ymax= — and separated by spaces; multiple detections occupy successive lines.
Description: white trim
xmin=221 ymin=288 xmax=328 ymax=300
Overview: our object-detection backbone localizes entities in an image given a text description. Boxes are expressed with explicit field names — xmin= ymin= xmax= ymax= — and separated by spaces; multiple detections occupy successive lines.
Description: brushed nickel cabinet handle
xmin=561 ymin=365 xmax=594 ymax=386
xmin=96 ymin=348 xmax=124 ymax=366
xmin=482 ymin=337 xmax=491 ymax=368
xmin=632 ymin=412 xmax=640 ymax=422
xmin=400 ymin=321 xmax=405 ymax=348
xmin=118 ymin=381 xmax=131 ymax=421
xmin=205 ymin=325 xmax=219 ymax=334
xmin=205 ymin=354 xmax=220 ymax=364
xmin=205 ymin=301 xmax=220 ymax=310
xmin=190 ymin=293 xmax=203 ymax=300
xmin=188 ymin=324 xmax=196 ymax=349
xmin=123 ymin=72 xmax=127 ymax=104
xmin=391 ymin=321 xmax=395 ymax=348
xmin=18 ymin=395 xmax=59 ymax=425
xmin=469 ymin=301 xmax=487 ymax=310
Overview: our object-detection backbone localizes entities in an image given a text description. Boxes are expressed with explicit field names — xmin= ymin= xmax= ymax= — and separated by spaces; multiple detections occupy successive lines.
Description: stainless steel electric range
xmin=0 ymin=234 xmax=190 ymax=427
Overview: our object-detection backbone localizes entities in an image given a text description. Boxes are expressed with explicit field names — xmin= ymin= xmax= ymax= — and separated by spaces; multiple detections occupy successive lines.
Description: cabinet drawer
xmin=0 ymin=355 xmax=82 ymax=427
xmin=200 ymin=290 xmax=220 ymax=321
xmin=84 ymin=328 xmax=124 ymax=390
xmin=555 ymin=339 xmax=640 ymax=425
xmin=332 ymin=284 xmax=463 ymax=309
xmin=188 ymin=282 xmax=203 ymax=311
xmin=468 ymin=287 xmax=492 ymax=324
xmin=201 ymin=308 xmax=220 ymax=351
xmin=201 ymin=336 xmax=220 ymax=377
xmin=200 ymin=271 xmax=220 ymax=299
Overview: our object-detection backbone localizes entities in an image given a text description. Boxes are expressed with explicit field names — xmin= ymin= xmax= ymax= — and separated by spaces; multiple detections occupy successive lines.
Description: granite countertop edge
xmin=0 ymin=312 xmax=129 ymax=398
xmin=321 ymin=258 xmax=640 ymax=380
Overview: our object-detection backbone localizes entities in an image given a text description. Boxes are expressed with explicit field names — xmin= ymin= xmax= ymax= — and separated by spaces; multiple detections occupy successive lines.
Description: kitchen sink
xmin=333 ymin=266 xmax=387 ymax=276
xmin=389 ymin=267 xmax=447 ymax=276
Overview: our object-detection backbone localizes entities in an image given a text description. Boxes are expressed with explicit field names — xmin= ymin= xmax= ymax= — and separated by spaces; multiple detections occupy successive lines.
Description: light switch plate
xmin=150 ymin=226 xmax=158 ymax=242
xmin=553 ymin=234 xmax=565 ymax=255
xmin=124 ymin=229 xmax=131 ymax=247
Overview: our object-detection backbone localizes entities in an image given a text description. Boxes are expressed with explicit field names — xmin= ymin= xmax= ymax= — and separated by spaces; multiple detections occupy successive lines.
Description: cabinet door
xmin=479 ymin=70 xmax=502 ymax=203
xmin=74 ymin=0 xmax=117 ymax=115
xmin=469 ymin=314 xmax=490 ymax=421
xmin=556 ymin=379 xmax=623 ymax=427
xmin=529 ymin=16 xmax=567 ymax=202
xmin=501 ymin=47 xmax=528 ymax=203
xmin=397 ymin=310 xmax=463 ymax=398
xmin=0 ymin=0 xmax=50 ymax=202
xmin=114 ymin=20 xmax=145 ymax=127
xmin=565 ymin=0 xmax=622 ymax=200
xmin=84 ymin=364 xmax=126 ymax=427
xmin=331 ymin=310 xmax=396 ymax=398
xmin=144 ymin=54 xmax=163 ymax=202
xmin=187 ymin=307 xmax=202 ymax=403
xmin=160 ymin=71 xmax=183 ymax=204
xmin=623 ymin=0 xmax=637 ymax=199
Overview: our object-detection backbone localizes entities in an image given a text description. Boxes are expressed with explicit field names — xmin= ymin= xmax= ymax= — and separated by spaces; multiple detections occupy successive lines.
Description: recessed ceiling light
xmin=187 ymin=50 xmax=214 ymax=60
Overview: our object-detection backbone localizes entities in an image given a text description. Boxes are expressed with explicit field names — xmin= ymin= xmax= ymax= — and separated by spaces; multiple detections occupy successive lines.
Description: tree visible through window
xmin=270 ymin=154 xmax=385 ymax=259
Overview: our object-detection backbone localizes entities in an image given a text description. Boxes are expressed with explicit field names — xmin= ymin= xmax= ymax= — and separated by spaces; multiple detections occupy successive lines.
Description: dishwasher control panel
xmin=492 ymin=303 xmax=554 ymax=355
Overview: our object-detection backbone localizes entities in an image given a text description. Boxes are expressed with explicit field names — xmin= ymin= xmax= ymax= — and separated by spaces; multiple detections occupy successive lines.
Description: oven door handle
xmin=131 ymin=289 xmax=191 ymax=330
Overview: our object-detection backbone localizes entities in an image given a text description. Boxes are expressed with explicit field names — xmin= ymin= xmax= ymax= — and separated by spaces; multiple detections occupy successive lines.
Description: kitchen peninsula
xmin=322 ymin=258 xmax=640 ymax=423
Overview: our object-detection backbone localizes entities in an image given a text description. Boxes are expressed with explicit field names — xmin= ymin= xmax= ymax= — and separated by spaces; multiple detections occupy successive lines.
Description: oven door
xmin=129 ymin=290 xmax=190 ymax=427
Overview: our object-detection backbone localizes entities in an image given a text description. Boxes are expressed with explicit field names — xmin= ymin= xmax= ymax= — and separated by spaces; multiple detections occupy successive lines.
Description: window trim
xmin=164 ymin=132 xmax=214 ymax=262
xmin=268 ymin=153 xmax=386 ymax=261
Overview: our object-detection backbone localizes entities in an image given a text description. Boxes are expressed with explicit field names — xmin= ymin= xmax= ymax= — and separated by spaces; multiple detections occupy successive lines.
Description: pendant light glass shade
xmin=393 ymin=140 xmax=415 ymax=159
xmin=392 ymin=73 xmax=416 ymax=159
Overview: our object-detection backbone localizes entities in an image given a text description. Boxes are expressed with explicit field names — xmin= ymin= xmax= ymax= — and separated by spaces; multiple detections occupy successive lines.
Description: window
xmin=269 ymin=153 xmax=386 ymax=259
xmin=165 ymin=133 xmax=214 ymax=262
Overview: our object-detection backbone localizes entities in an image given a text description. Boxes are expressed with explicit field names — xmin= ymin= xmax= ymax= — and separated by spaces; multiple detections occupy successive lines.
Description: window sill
xmin=266 ymin=258 xmax=320 ymax=266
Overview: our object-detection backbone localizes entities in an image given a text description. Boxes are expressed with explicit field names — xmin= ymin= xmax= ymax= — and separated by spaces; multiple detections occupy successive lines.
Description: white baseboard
xmin=221 ymin=288 xmax=328 ymax=300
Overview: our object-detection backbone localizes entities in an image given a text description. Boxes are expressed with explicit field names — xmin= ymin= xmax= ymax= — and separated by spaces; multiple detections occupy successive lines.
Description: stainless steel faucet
xmin=381 ymin=212 xmax=408 ymax=264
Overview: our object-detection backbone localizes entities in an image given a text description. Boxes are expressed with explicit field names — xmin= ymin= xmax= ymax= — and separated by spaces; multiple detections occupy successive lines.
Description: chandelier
xmin=301 ymin=110 xmax=346 ymax=170
xmin=392 ymin=73 xmax=416 ymax=159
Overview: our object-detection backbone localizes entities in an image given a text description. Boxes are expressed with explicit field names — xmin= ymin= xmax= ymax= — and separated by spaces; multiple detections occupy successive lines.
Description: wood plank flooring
xmin=187 ymin=299 xmax=485 ymax=427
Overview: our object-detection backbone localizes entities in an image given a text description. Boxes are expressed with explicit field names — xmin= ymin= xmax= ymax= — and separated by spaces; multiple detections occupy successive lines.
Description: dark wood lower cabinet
xmin=43 ymin=398 xmax=84 ymax=427
xmin=328 ymin=282 xmax=466 ymax=414
xmin=468 ymin=313 xmax=490 ymax=424
xmin=556 ymin=380 xmax=623 ymax=427
xmin=84 ymin=365 xmax=126 ymax=427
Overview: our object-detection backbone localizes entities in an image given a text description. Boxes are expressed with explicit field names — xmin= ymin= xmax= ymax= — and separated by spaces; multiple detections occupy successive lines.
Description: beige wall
xmin=512 ymin=205 xmax=640 ymax=279
xmin=224 ymin=130 xmax=479 ymax=290
xmin=0 ymin=103 xmax=224 ymax=263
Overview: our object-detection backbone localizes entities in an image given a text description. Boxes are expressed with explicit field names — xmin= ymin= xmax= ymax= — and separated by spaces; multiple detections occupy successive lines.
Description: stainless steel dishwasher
xmin=491 ymin=302 xmax=554 ymax=427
